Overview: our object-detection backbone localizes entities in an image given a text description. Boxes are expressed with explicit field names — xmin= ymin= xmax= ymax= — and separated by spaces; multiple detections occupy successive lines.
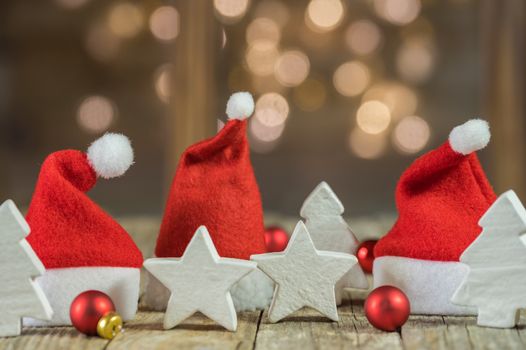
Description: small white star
xmin=251 ymin=221 xmax=357 ymax=323
xmin=143 ymin=226 xmax=256 ymax=331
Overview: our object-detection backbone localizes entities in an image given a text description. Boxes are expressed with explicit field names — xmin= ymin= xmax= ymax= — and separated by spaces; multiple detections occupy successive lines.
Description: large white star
xmin=251 ymin=221 xmax=357 ymax=323
xmin=143 ymin=226 xmax=256 ymax=331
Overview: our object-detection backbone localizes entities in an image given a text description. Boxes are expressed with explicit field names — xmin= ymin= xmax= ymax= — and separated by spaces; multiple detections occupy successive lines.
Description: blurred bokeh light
xmin=108 ymin=3 xmax=144 ymax=39
xmin=356 ymin=100 xmax=391 ymax=135
xmin=77 ymin=96 xmax=116 ymax=134
xmin=149 ymin=6 xmax=180 ymax=42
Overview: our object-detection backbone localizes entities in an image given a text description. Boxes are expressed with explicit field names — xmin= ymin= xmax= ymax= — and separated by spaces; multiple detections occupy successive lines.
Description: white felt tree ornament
xmin=451 ymin=190 xmax=526 ymax=328
xmin=0 ymin=200 xmax=53 ymax=337
xmin=300 ymin=182 xmax=368 ymax=304
xmin=143 ymin=226 xmax=256 ymax=331
xmin=251 ymin=221 xmax=357 ymax=323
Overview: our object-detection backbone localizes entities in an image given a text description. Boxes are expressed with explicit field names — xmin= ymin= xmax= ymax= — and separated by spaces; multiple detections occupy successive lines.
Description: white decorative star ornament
xmin=251 ymin=221 xmax=357 ymax=323
xmin=143 ymin=226 xmax=256 ymax=331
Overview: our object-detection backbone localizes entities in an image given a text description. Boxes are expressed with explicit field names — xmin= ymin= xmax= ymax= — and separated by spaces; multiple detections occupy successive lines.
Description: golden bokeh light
xmin=362 ymin=82 xmax=418 ymax=120
xmin=333 ymin=61 xmax=371 ymax=97
xmin=293 ymin=78 xmax=326 ymax=112
xmin=356 ymin=100 xmax=391 ymax=135
xmin=245 ymin=45 xmax=279 ymax=76
xmin=345 ymin=20 xmax=382 ymax=55
xmin=254 ymin=1 xmax=290 ymax=28
xmin=149 ymin=6 xmax=180 ymax=42
xmin=250 ymin=116 xmax=286 ymax=142
xmin=255 ymin=92 xmax=290 ymax=127
xmin=77 ymin=96 xmax=116 ymax=134
xmin=274 ymin=50 xmax=310 ymax=87
xmin=396 ymin=38 xmax=435 ymax=84
xmin=108 ymin=3 xmax=144 ymax=39
xmin=153 ymin=64 xmax=172 ymax=103
xmin=305 ymin=0 xmax=345 ymax=33
xmin=246 ymin=18 xmax=281 ymax=49
xmin=393 ymin=116 xmax=430 ymax=153
xmin=349 ymin=128 xmax=386 ymax=159
xmin=374 ymin=0 xmax=421 ymax=26
xmin=214 ymin=0 xmax=250 ymax=23
xmin=85 ymin=23 xmax=120 ymax=62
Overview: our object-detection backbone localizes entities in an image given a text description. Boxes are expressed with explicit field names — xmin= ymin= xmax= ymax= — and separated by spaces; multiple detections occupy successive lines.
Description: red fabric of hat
xmin=26 ymin=134 xmax=143 ymax=268
xmin=374 ymin=119 xmax=497 ymax=262
xmin=156 ymin=92 xmax=266 ymax=260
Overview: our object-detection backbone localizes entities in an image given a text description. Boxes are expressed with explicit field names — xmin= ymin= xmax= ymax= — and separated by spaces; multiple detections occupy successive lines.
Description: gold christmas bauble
xmin=97 ymin=312 xmax=123 ymax=340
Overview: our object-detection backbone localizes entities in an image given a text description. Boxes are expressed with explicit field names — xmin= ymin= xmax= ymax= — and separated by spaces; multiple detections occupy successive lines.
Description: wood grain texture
xmin=0 ymin=327 xmax=108 ymax=350
xmin=106 ymin=311 xmax=260 ymax=350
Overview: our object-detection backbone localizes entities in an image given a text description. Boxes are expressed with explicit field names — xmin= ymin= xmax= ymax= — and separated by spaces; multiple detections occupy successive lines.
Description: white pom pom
xmin=87 ymin=133 xmax=134 ymax=179
xmin=449 ymin=119 xmax=490 ymax=155
xmin=231 ymin=269 xmax=274 ymax=312
xmin=226 ymin=92 xmax=254 ymax=120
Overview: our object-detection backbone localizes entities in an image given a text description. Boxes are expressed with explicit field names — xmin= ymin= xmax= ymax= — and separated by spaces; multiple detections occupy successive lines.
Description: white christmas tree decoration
xmin=0 ymin=200 xmax=53 ymax=337
xmin=300 ymin=182 xmax=368 ymax=304
xmin=451 ymin=190 xmax=526 ymax=328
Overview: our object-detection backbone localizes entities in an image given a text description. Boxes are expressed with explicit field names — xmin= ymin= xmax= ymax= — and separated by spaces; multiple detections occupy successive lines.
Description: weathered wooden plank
xmin=459 ymin=309 xmax=526 ymax=350
xmin=106 ymin=310 xmax=260 ymax=350
xmin=401 ymin=315 xmax=448 ymax=350
xmin=255 ymin=307 xmax=358 ymax=350
xmin=466 ymin=323 xmax=524 ymax=350
xmin=0 ymin=326 xmax=107 ymax=350
xmin=442 ymin=316 xmax=474 ymax=350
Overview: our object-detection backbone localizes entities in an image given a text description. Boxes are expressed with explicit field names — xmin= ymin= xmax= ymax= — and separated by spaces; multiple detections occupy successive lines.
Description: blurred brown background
xmin=0 ymin=0 xmax=523 ymax=222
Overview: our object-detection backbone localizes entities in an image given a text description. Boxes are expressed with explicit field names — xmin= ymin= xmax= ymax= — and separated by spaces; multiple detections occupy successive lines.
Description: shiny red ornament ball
xmin=357 ymin=240 xmax=377 ymax=273
xmin=264 ymin=226 xmax=289 ymax=252
xmin=365 ymin=286 xmax=410 ymax=331
xmin=70 ymin=290 xmax=116 ymax=336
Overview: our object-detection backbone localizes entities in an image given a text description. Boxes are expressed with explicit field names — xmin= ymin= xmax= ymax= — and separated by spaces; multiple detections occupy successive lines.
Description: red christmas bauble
xmin=357 ymin=240 xmax=377 ymax=273
xmin=264 ymin=226 xmax=289 ymax=252
xmin=365 ymin=286 xmax=410 ymax=331
xmin=70 ymin=290 xmax=116 ymax=336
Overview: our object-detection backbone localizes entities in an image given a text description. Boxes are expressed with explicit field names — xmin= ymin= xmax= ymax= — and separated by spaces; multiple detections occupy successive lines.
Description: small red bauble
xmin=365 ymin=286 xmax=410 ymax=331
xmin=357 ymin=240 xmax=377 ymax=273
xmin=264 ymin=226 xmax=289 ymax=252
xmin=70 ymin=290 xmax=116 ymax=336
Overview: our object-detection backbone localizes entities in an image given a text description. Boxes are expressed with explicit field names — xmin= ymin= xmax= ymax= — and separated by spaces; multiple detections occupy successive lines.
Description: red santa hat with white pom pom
xmin=373 ymin=119 xmax=497 ymax=316
xmin=144 ymin=92 xmax=274 ymax=313
xmin=25 ymin=133 xmax=143 ymax=326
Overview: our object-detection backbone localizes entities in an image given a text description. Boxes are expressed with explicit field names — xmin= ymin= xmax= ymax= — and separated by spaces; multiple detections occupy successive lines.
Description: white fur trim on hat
xmin=231 ymin=269 xmax=274 ymax=312
xmin=87 ymin=133 xmax=134 ymax=179
xmin=449 ymin=119 xmax=490 ymax=155
xmin=226 ymin=92 xmax=254 ymax=120
xmin=373 ymin=256 xmax=476 ymax=315
xmin=24 ymin=267 xmax=140 ymax=326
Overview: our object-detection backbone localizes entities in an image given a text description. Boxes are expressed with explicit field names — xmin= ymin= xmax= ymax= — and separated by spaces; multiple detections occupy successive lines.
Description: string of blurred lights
xmin=67 ymin=0 xmax=436 ymax=159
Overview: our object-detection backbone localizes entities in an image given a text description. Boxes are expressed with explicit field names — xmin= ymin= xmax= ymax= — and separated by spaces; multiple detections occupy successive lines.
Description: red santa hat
xmin=25 ymin=133 xmax=143 ymax=326
xmin=373 ymin=119 xmax=496 ymax=315
xmin=145 ymin=92 xmax=273 ymax=312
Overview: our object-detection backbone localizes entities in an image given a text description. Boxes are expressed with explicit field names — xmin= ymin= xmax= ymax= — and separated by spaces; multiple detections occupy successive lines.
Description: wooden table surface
xmin=1 ymin=216 xmax=525 ymax=350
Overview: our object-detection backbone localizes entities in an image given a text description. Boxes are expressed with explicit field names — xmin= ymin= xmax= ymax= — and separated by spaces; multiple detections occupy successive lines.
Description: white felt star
xmin=143 ymin=226 xmax=256 ymax=331
xmin=251 ymin=221 xmax=357 ymax=323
